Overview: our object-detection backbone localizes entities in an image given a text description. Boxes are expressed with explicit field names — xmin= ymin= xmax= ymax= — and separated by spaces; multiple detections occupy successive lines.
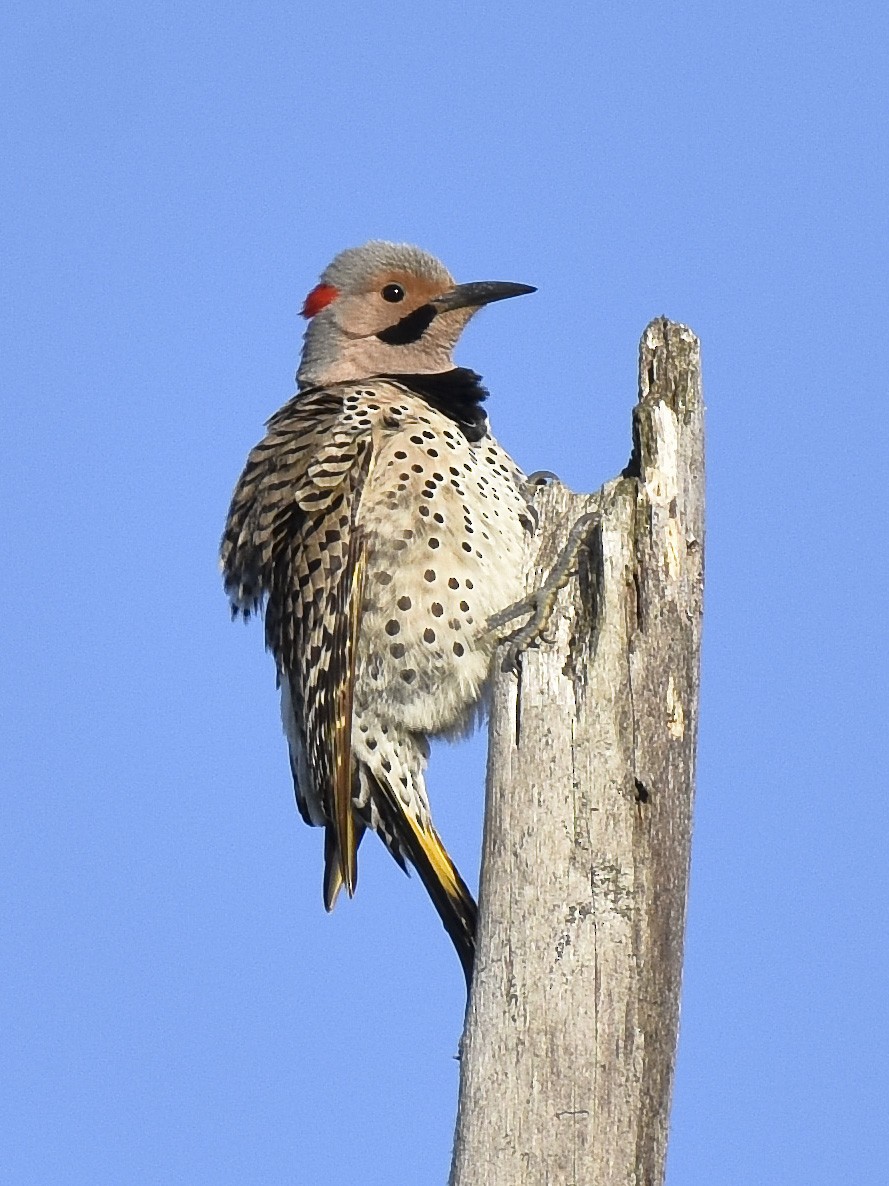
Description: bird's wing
xmin=221 ymin=388 xmax=373 ymax=900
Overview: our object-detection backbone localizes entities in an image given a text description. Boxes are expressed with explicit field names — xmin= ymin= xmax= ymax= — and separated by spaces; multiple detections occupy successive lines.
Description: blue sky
xmin=3 ymin=3 xmax=887 ymax=1182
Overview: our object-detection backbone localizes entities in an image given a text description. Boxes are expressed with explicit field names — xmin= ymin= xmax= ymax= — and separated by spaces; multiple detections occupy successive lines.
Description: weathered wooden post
xmin=450 ymin=318 xmax=704 ymax=1186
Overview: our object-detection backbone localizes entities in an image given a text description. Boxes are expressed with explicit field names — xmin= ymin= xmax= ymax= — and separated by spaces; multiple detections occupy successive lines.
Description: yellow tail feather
xmin=394 ymin=808 xmax=478 ymax=986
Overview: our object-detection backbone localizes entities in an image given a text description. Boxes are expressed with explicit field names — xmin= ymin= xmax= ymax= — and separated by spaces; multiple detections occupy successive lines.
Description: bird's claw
xmin=526 ymin=469 xmax=560 ymax=488
xmin=499 ymin=587 xmax=561 ymax=672
xmin=493 ymin=510 xmax=600 ymax=674
xmin=519 ymin=504 xmax=539 ymax=534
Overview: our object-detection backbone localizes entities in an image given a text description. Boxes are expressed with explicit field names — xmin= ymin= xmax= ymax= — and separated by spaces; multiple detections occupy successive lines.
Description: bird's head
xmin=296 ymin=240 xmax=535 ymax=388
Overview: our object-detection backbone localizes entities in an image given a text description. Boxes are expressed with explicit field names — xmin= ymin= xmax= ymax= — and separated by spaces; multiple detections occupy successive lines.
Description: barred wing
xmin=221 ymin=388 xmax=372 ymax=898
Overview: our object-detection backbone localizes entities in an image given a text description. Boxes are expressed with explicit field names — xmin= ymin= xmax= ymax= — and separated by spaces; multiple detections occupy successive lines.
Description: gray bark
xmin=450 ymin=318 xmax=705 ymax=1186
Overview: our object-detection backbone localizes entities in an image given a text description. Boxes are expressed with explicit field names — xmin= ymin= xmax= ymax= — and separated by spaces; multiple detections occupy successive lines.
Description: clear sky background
xmin=3 ymin=3 xmax=887 ymax=1183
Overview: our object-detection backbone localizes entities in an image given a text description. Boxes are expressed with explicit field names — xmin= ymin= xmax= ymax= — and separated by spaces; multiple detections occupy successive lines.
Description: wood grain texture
xmin=450 ymin=319 xmax=705 ymax=1186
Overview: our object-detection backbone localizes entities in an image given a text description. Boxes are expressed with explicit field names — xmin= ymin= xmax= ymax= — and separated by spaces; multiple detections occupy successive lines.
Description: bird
xmin=221 ymin=240 xmax=536 ymax=984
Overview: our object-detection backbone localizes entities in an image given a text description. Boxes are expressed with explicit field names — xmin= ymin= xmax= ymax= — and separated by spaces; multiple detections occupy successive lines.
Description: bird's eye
xmin=381 ymin=283 xmax=405 ymax=303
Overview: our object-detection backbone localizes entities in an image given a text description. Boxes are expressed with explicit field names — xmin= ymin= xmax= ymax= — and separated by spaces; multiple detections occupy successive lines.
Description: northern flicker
xmin=221 ymin=241 xmax=536 ymax=983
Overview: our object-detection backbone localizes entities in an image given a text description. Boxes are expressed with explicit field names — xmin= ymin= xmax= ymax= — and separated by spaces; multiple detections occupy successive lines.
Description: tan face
xmin=298 ymin=266 xmax=474 ymax=387
xmin=327 ymin=269 xmax=451 ymax=338
xmin=295 ymin=241 xmax=534 ymax=388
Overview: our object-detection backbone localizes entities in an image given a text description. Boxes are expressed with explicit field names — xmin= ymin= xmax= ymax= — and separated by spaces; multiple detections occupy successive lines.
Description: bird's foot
xmin=519 ymin=471 xmax=561 ymax=534
xmin=489 ymin=511 xmax=599 ymax=673
xmin=526 ymin=469 xmax=560 ymax=488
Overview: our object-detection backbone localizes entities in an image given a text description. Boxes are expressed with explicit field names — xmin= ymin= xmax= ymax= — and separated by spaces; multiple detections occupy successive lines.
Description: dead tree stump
xmin=450 ymin=318 xmax=705 ymax=1186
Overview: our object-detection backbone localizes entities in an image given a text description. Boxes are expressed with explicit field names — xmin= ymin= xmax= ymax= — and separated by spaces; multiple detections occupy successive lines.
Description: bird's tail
xmin=374 ymin=780 xmax=477 ymax=987
xmin=323 ymin=819 xmax=366 ymax=911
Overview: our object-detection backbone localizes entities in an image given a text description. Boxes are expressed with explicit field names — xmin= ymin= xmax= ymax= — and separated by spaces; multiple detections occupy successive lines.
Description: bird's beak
xmin=431 ymin=280 xmax=537 ymax=313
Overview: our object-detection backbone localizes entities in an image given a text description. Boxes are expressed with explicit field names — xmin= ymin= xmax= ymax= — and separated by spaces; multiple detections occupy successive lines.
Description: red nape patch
xmin=301 ymin=283 xmax=339 ymax=319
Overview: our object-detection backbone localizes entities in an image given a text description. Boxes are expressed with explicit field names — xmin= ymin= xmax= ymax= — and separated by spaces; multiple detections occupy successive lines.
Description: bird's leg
xmin=488 ymin=511 xmax=599 ymax=674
